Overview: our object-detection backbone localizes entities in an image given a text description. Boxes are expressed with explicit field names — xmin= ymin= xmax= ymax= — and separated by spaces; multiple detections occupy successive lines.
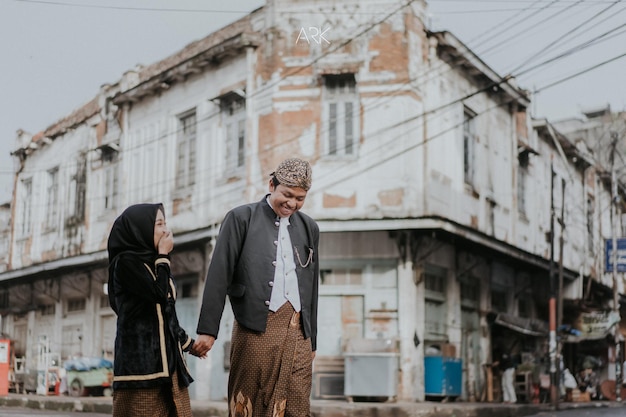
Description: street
xmin=0 ymin=407 xmax=109 ymax=417
xmin=525 ymin=406 xmax=625 ymax=417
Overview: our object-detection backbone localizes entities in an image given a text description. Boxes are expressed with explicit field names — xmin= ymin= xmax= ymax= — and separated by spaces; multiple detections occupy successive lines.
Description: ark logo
xmin=296 ymin=27 xmax=330 ymax=45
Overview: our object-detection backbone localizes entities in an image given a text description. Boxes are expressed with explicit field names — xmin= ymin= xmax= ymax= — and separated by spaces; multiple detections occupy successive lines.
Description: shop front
xmin=560 ymin=309 xmax=623 ymax=401
xmin=487 ymin=312 xmax=549 ymax=403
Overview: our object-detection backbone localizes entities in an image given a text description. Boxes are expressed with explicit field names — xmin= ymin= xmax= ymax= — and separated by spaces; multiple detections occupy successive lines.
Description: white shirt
xmin=267 ymin=205 xmax=301 ymax=312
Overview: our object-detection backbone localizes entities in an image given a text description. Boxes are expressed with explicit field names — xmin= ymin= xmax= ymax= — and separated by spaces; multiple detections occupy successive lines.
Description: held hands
xmin=192 ymin=334 xmax=216 ymax=359
xmin=188 ymin=340 xmax=208 ymax=359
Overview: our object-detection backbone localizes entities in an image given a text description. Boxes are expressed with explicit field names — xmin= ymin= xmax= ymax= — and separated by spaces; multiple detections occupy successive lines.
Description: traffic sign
xmin=605 ymin=238 xmax=626 ymax=272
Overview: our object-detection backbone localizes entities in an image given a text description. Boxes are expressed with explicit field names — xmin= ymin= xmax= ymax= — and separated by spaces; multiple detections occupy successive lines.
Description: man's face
xmin=268 ymin=181 xmax=308 ymax=218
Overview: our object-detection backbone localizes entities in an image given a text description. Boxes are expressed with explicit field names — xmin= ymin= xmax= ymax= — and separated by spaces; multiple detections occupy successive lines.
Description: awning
xmin=494 ymin=313 xmax=549 ymax=337
xmin=561 ymin=330 xmax=612 ymax=343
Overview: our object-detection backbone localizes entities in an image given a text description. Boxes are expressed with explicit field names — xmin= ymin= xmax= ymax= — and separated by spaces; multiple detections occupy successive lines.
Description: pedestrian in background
xmin=107 ymin=203 xmax=203 ymax=417
xmin=494 ymin=350 xmax=517 ymax=404
xmin=195 ymin=158 xmax=320 ymax=417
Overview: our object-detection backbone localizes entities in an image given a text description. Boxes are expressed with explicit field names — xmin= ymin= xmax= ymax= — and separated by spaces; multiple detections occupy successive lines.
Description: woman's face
xmin=153 ymin=209 xmax=168 ymax=249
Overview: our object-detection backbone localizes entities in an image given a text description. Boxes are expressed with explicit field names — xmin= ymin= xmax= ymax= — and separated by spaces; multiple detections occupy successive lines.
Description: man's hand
xmin=194 ymin=334 xmax=216 ymax=358
xmin=188 ymin=341 xmax=208 ymax=359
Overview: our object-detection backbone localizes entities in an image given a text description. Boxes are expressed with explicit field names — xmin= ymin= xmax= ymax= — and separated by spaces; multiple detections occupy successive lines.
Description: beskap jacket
xmin=196 ymin=196 xmax=320 ymax=350
xmin=109 ymin=253 xmax=194 ymax=389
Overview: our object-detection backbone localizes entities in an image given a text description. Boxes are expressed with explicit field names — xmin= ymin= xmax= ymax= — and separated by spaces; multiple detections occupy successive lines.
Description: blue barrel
xmin=424 ymin=356 xmax=462 ymax=397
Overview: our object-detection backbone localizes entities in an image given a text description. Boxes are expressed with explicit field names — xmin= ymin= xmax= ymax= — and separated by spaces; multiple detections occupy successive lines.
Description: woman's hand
xmin=158 ymin=231 xmax=174 ymax=255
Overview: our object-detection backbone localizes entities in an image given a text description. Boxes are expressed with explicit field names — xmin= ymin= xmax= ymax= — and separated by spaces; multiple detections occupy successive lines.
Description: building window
xmin=176 ymin=111 xmax=197 ymax=189
xmin=176 ymin=275 xmax=199 ymax=299
xmin=320 ymin=269 xmax=363 ymax=286
xmin=41 ymin=304 xmax=55 ymax=316
xmin=68 ymin=156 xmax=86 ymax=223
xmin=424 ymin=265 xmax=446 ymax=297
xmin=587 ymin=197 xmax=594 ymax=254
xmin=424 ymin=265 xmax=447 ymax=340
xmin=518 ymin=295 xmax=531 ymax=318
xmin=66 ymin=298 xmax=86 ymax=313
xmin=0 ymin=291 xmax=8 ymax=309
xmin=517 ymin=153 xmax=529 ymax=215
xmin=463 ymin=107 xmax=476 ymax=185
xmin=104 ymin=165 xmax=119 ymax=211
xmin=323 ymin=74 xmax=359 ymax=157
xmin=99 ymin=145 xmax=120 ymax=212
xmin=45 ymin=167 xmax=59 ymax=230
xmin=20 ymin=178 xmax=33 ymax=236
xmin=491 ymin=289 xmax=507 ymax=313
xmin=221 ymin=96 xmax=246 ymax=172
xmin=460 ymin=275 xmax=480 ymax=309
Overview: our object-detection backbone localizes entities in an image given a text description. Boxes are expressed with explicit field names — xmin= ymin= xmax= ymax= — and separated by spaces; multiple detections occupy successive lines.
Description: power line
xmin=8 ymin=26 xmax=623 ymax=186
xmin=508 ymin=0 xmax=624 ymax=75
xmin=534 ymin=51 xmax=626 ymax=93
xmin=431 ymin=0 xmax=619 ymax=3
xmin=13 ymin=0 xmax=615 ymax=14
xmin=514 ymin=22 xmax=626 ymax=77
xmin=13 ymin=0 xmax=256 ymax=14
xmin=474 ymin=1 xmax=580 ymax=58
xmin=6 ymin=1 xmax=624 ymax=203
xmin=460 ymin=0 xmax=545 ymax=45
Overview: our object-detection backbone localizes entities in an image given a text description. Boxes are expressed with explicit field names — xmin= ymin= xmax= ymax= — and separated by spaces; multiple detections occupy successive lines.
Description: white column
xmin=397 ymin=258 xmax=422 ymax=400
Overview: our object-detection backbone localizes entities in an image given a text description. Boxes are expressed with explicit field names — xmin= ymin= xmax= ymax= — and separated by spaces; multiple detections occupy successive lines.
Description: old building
xmin=3 ymin=0 xmax=624 ymax=402
xmin=550 ymin=107 xmax=626 ymax=387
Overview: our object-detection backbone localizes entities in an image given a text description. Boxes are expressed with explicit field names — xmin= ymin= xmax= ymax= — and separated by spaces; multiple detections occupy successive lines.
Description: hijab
xmin=107 ymin=203 xmax=164 ymax=313
xmin=107 ymin=203 xmax=164 ymax=266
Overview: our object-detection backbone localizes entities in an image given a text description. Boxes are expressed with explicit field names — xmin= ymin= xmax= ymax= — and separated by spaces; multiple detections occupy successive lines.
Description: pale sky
xmin=1 ymin=0 xmax=625 ymax=204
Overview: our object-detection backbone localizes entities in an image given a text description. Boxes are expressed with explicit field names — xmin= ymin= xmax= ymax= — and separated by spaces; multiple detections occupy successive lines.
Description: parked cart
xmin=64 ymin=357 xmax=113 ymax=397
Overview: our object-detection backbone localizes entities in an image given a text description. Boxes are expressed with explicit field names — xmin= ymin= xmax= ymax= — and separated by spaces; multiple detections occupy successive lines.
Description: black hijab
xmin=107 ymin=203 xmax=164 ymax=265
xmin=107 ymin=203 xmax=164 ymax=313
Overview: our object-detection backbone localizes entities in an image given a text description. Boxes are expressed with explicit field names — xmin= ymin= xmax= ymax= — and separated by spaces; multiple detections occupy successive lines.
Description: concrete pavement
xmin=1 ymin=393 xmax=625 ymax=417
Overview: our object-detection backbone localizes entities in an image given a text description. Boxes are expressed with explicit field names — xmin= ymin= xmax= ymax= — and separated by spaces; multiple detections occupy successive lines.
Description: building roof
xmin=428 ymin=30 xmax=531 ymax=108
xmin=112 ymin=10 xmax=261 ymax=105
xmin=16 ymin=6 xmax=264 ymax=153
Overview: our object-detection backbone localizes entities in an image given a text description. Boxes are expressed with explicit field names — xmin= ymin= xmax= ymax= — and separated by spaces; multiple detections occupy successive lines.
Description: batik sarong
xmin=228 ymin=302 xmax=313 ymax=417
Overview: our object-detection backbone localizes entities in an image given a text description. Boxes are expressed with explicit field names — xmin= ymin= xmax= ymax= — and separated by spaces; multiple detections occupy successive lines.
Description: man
xmin=195 ymin=158 xmax=320 ymax=417
xmin=494 ymin=350 xmax=517 ymax=404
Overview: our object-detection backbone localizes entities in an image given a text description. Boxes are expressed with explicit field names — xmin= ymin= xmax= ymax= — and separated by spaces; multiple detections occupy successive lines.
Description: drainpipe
xmin=610 ymin=132 xmax=622 ymax=402
xmin=7 ymin=150 xmax=26 ymax=270
xmin=548 ymin=158 xmax=558 ymax=409
xmin=557 ymin=177 xmax=566 ymax=407
xmin=245 ymin=45 xmax=257 ymax=202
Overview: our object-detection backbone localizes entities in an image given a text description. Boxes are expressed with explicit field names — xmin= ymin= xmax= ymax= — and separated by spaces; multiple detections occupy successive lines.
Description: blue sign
xmin=605 ymin=238 xmax=626 ymax=272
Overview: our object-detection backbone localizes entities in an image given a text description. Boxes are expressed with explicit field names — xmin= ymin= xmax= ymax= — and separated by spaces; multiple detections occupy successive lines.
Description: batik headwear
xmin=271 ymin=158 xmax=312 ymax=191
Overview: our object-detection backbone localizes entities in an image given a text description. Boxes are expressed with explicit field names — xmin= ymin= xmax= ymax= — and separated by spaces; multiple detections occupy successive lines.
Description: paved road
xmin=525 ymin=406 xmax=626 ymax=417
xmin=0 ymin=407 xmax=109 ymax=416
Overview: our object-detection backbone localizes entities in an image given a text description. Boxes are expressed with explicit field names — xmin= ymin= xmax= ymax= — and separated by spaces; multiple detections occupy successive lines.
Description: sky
xmin=1 ymin=0 xmax=625 ymax=204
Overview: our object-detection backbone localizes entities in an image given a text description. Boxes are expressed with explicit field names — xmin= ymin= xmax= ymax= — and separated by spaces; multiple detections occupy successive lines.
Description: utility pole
xmin=610 ymin=132 xmax=622 ymax=402
xmin=549 ymin=160 xmax=558 ymax=408
xmin=557 ymin=177 xmax=566 ymax=405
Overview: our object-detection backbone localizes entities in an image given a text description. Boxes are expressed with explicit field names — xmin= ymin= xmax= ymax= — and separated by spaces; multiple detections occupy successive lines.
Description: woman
xmin=107 ymin=203 xmax=202 ymax=417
